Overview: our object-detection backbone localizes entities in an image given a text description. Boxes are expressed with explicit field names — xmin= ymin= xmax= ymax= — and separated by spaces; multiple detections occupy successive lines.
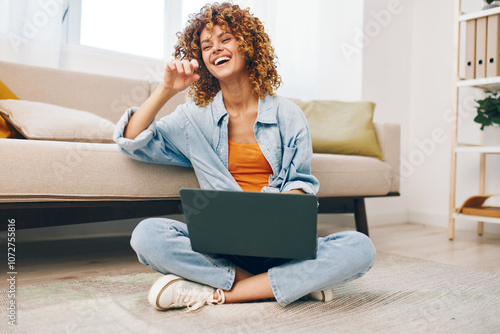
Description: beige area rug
xmin=1 ymin=252 xmax=499 ymax=334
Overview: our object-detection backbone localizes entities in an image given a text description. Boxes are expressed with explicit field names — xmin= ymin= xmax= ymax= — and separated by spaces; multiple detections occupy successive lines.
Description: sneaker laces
xmin=174 ymin=287 xmax=225 ymax=311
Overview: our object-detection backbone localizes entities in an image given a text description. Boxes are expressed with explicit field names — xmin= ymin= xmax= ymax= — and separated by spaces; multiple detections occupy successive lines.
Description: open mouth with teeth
xmin=214 ymin=56 xmax=231 ymax=66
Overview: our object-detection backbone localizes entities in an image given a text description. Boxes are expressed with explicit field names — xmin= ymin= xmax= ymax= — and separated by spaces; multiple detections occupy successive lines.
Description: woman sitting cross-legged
xmin=114 ymin=2 xmax=376 ymax=311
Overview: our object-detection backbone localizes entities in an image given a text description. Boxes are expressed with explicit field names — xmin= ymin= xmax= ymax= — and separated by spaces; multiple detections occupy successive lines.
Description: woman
xmin=114 ymin=2 xmax=375 ymax=311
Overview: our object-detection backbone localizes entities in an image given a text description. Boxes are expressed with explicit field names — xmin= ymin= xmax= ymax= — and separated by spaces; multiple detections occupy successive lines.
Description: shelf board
xmin=459 ymin=7 xmax=500 ymax=21
xmin=453 ymin=213 xmax=500 ymax=225
xmin=457 ymin=76 xmax=500 ymax=90
xmin=455 ymin=145 xmax=500 ymax=153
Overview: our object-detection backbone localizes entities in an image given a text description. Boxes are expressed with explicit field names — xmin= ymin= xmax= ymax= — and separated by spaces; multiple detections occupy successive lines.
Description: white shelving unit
xmin=453 ymin=213 xmax=500 ymax=225
xmin=455 ymin=145 xmax=500 ymax=153
xmin=449 ymin=0 xmax=500 ymax=240
xmin=457 ymin=76 xmax=500 ymax=90
xmin=459 ymin=6 xmax=500 ymax=21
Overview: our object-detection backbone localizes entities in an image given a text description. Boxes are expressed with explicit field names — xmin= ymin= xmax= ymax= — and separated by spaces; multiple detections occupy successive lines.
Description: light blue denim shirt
xmin=113 ymin=91 xmax=319 ymax=195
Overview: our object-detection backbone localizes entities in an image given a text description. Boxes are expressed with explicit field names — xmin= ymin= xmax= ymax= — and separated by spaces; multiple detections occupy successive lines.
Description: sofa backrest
xmin=0 ymin=61 xmax=186 ymax=123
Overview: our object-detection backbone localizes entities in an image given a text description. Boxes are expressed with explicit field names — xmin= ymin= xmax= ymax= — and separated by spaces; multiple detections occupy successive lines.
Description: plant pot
xmin=483 ymin=1 xmax=500 ymax=10
xmin=484 ymin=124 xmax=500 ymax=146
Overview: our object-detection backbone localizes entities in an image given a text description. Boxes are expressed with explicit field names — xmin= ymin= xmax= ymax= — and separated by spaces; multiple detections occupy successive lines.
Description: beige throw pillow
xmin=0 ymin=99 xmax=115 ymax=143
xmin=292 ymin=99 xmax=384 ymax=160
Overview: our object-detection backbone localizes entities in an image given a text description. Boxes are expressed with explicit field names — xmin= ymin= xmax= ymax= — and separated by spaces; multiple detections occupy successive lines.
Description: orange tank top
xmin=228 ymin=140 xmax=273 ymax=192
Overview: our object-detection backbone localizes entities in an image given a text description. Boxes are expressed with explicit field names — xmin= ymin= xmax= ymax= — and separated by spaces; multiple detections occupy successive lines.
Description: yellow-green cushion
xmin=0 ymin=80 xmax=19 ymax=138
xmin=293 ymin=99 xmax=384 ymax=160
xmin=0 ymin=116 xmax=13 ymax=138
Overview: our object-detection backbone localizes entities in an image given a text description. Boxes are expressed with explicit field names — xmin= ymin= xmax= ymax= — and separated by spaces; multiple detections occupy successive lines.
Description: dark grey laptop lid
xmin=180 ymin=189 xmax=318 ymax=260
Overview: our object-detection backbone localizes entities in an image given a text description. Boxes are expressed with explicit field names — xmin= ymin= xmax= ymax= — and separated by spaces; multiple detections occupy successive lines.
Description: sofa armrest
xmin=373 ymin=122 xmax=400 ymax=193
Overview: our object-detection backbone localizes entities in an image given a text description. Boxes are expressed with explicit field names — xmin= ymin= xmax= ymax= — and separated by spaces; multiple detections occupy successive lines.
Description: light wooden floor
xmin=9 ymin=222 xmax=500 ymax=287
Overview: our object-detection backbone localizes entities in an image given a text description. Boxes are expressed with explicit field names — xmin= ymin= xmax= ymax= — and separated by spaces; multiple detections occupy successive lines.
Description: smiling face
xmin=174 ymin=2 xmax=281 ymax=106
xmin=200 ymin=24 xmax=248 ymax=83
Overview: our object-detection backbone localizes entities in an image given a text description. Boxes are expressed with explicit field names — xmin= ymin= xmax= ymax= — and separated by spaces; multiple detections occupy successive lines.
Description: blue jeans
xmin=130 ymin=218 xmax=376 ymax=306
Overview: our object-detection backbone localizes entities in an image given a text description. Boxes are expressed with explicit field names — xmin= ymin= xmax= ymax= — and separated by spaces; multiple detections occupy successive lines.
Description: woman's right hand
xmin=164 ymin=59 xmax=200 ymax=92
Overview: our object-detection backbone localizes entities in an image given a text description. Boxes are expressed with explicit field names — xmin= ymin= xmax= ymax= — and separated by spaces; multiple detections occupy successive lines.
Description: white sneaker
xmin=305 ymin=289 xmax=334 ymax=302
xmin=148 ymin=274 xmax=225 ymax=311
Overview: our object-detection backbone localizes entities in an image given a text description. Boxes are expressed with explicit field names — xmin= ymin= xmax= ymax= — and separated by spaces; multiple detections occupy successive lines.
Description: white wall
xmin=360 ymin=0 xmax=412 ymax=226
xmin=272 ymin=0 xmax=364 ymax=101
xmin=405 ymin=0 xmax=456 ymax=228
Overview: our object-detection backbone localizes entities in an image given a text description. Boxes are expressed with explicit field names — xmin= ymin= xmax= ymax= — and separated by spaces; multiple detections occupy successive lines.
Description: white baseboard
xmin=367 ymin=211 xmax=409 ymax=226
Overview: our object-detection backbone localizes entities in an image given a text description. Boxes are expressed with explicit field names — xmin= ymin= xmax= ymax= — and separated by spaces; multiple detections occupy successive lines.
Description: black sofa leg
xmin=353 ymin=198 xmax=369 ymax=237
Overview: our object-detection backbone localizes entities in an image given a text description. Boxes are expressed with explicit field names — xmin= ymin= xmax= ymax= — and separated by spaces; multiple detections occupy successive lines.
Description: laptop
xmin=180 ymin=188 xmax=318 ymax=260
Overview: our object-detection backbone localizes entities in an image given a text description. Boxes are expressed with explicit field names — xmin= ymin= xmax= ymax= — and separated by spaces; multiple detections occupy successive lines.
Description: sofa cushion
xmin=0 ymin=139 xmax=392 ymax=202
xmin=292 ymin=99 xmax=385 ymax=160
xmin=0 ymin=100 xmax=115 ymax=143
xmin=0 ymin=139 xmax=200 ymax=202
xmin=312 ymin=153 xmax=392 ymax=197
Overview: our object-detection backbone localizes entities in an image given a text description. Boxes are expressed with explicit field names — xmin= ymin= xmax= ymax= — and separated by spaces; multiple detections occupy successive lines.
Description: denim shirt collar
xmin=212 ymin=92 xmax=227 ymax=124
xmin=212 ymin=91 xmax=277 ymax=125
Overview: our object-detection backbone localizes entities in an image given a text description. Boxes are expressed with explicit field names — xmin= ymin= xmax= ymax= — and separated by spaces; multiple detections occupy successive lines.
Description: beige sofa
xmin=0 ymin=61 xmax=400 ymax=235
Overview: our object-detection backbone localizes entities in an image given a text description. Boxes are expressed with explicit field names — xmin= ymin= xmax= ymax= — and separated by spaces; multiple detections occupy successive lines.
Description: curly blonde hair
xmin=174 ymin=2 xmax=282 ymax=106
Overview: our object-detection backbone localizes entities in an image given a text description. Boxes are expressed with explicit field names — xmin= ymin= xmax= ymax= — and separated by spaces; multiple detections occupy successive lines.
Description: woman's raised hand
xmin=164 ymin=59 xmax=200 ymax=92
xmin=124 ymin=58 xmax=200 ymax=139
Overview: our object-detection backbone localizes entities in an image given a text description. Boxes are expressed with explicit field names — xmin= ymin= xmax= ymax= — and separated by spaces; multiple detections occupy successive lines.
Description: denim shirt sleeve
xmin=113 ymin=106 xmax=192 ymax=167
xmin=271 ymin=99 xmax=320 ymax=195
xmin=280 ymin=131 xmax=319 ymax=195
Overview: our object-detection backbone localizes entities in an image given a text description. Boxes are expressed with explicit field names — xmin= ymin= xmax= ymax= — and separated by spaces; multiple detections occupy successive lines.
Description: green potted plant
xmin=474 ymin=91 xmax=500 ymax=130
